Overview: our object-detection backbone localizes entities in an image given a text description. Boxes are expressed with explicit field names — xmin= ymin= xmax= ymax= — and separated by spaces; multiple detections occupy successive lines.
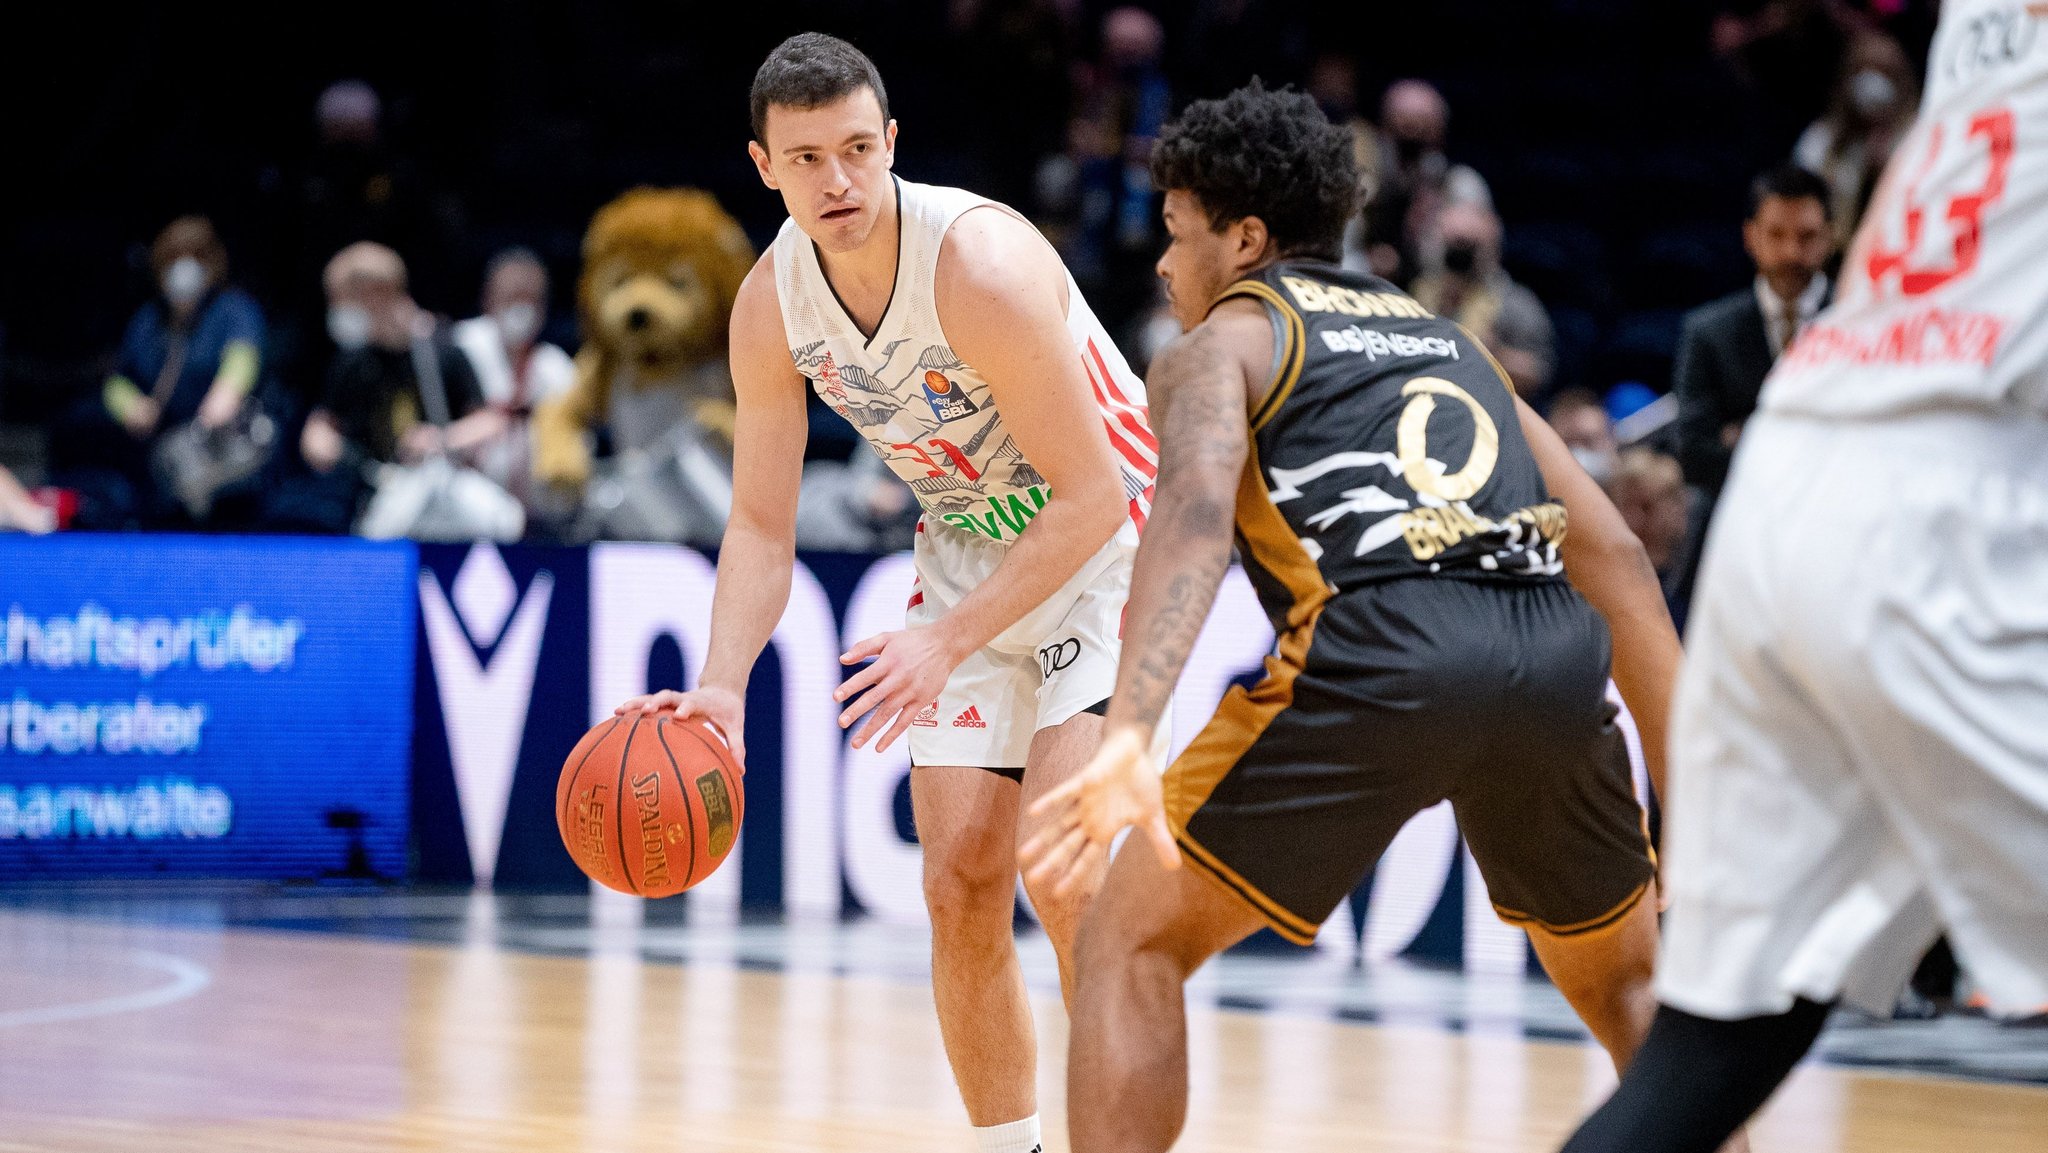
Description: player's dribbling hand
xmin=612 ymin=686 xmax=747 ymax=766
xmin=835 ymin=626 xmax=962 ymax=753
xmin=1020 ymin=724 xmax=1179 ymax=899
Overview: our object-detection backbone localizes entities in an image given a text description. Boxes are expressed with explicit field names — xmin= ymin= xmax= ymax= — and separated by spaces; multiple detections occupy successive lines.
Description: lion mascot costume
xmin=532 ymin=187 xmax=755 ymax=542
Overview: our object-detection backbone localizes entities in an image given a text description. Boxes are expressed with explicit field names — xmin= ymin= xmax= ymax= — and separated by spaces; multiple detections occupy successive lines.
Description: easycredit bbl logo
xmin=418 ymin=542 xmax=1626 ymax=970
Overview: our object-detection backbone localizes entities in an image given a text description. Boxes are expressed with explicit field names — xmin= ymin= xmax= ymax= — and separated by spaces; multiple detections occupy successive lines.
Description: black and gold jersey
xmin=1213 ymin=260 xmax=1566 ymax=632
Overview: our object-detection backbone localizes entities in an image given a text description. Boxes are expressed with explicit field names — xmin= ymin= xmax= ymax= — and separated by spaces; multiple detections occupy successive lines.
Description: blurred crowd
xmin=0 ymin=0 xmax=1937 ymax=632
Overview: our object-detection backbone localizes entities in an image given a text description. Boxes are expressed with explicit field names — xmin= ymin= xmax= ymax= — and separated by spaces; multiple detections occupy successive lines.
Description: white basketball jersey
xmin=773 ymin=178 xmax=1156 ymax=544
xmin=1764 ymin=0 xmax=2048 ymax=419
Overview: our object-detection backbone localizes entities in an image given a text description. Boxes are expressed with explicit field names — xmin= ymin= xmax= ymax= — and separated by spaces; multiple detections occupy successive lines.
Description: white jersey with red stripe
xmin=772 ymin=177 xmax=1157 ymax=545
xmin=1763 ymin=0 xmax=2048 ymax=419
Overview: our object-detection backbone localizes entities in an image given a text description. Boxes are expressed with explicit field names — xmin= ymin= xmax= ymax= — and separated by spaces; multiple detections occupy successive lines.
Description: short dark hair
xmin=1748 ymin=164 xmax=1832 ymax=221
xmin=1150 ymin=81 xmax=1359 ymax=261
xmin=1545 ymin=387 xmax=1607 ymax=422
xmin=750 ymin=33 xmax=889 ymax=145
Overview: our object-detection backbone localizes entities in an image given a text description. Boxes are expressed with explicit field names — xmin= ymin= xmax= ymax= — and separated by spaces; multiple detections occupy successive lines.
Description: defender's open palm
xmin=613 ymin=686 xmax=746 ymax=765
xmin=1022 ymin=724 xmax=1179 ymax=898
xmin=836 ymin=627 xmax=958 ymax=753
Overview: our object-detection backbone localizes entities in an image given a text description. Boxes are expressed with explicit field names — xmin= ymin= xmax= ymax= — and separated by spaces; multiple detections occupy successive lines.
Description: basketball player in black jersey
xmin=1022 ymin=84 xmax=1736 ymax=1152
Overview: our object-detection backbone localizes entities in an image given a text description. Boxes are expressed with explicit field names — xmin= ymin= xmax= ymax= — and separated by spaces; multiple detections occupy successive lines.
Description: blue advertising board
xmin=409 ymin=542 xmax=1629 ymax=973
xmin=0 ymin=534 xmax=417 ymax=879
xmin=0 ymin=533 xmax=1643 ymax=974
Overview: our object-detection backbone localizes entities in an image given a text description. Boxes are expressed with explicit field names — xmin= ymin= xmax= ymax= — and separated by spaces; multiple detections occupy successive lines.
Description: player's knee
xmin=921 ymin=838 xmax=1015 ymax=929
xmin=1074 ymin=901 xmax=1136 ymax=978
xmin=1589 ymin=968 xmax=1655 ymax=1030
xmin=1547 ymin=939 xmax=1655 ymax=1029
xmin=1074 ymin=887 xmax=1193 ymax=981
xmin=1020 ymin=868 xmax=1092 ymax=938
xmin=1609 ymin=954 xmax=1657 ymax=1021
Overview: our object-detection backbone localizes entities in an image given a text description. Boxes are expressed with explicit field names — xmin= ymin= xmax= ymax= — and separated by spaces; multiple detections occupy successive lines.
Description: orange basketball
xmin=556 ymin=711 xmax=744 ymax=897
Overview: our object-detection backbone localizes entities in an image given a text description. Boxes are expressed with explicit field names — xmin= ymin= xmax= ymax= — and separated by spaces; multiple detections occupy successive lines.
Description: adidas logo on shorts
xmin=912 ymin=703 xmax=939 ymax=728
xmin=952 ymin=705 xmax=987 ymax=729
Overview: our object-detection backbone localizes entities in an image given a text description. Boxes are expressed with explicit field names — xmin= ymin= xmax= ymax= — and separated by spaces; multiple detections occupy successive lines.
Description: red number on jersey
xmin=926 ymin=438 xmax=982 ymax=481
xmin=1864 ymin=107 xmax=2016 ymax=298
xmin=889 ymin=442 xmax=946 ymax=479
xmin=890 ymin=439 xmax=982 ymax=481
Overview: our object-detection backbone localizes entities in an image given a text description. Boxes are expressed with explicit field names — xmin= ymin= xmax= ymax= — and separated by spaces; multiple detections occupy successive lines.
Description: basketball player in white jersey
xmin=615 ymin=33 xmax=1158 ymax=1153
xmin=1564 ymin=4 xmax=2048 ymax=1149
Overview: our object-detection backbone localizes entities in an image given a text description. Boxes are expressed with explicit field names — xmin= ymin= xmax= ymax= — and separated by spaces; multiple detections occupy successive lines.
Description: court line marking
xmin=0 ymin=949 xmax=211 ymax=1029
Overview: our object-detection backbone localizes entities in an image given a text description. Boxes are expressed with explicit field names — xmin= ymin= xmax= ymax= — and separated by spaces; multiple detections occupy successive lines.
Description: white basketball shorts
xmin=1658 ymin=410 xmax=2048 ymax=1020
xmin=903 ymin=519 xmax=1169 ymax=775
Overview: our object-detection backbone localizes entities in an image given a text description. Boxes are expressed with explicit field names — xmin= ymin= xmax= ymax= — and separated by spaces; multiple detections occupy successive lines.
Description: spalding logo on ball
xmin=556 ymin=711 xmax=744 ymax=897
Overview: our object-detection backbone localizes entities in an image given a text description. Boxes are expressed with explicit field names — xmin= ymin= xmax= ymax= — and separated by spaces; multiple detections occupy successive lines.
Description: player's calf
xmin=913 ymin=765 xmax=1039 ymax=1128
xmin=1066 ymin=843 xmax=1266 ymax=1153
xmin=1020 ymin=711 xmax=1114 ymax=986
xmin=1526 ymin=894 xmax=1660 ymax=1071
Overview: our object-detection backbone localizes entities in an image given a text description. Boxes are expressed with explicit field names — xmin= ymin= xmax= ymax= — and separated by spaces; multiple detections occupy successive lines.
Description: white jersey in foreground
xmin=773 ymin=177 xmax=1157 ymax=545
xmin=1659 ymin=0 xmax=2048 ymax=1023
xmin=1765 ymin=0 xmax=2048 ymax=418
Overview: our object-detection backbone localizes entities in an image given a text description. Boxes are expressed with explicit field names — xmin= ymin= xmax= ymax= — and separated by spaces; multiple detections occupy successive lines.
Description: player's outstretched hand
xmin=1021 ymin=724 xmax=1179 ymax=898
xmin=612 ymin=686 xmax=747 ymax=766
xmin=836 ymin=626 xmax=962 ymax=754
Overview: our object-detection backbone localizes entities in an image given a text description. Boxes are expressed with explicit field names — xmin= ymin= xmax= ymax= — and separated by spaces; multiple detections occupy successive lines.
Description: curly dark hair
xmin=1150 ymin=81 xmax=1358 ymax=261
xmin=750 ymin=33 xmax=890 ymax=145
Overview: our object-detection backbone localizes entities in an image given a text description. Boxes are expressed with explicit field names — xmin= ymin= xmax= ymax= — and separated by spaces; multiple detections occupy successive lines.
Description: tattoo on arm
xmin=1113 ymin=330 xmax=1249 ymax=731
xmin=1121 ymin=559 xmax=1229 ymax=730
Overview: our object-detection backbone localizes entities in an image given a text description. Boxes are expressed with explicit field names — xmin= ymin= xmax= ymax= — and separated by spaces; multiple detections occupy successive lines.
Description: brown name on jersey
xmin=1280 ymin=276 xmax=1435 ymax=321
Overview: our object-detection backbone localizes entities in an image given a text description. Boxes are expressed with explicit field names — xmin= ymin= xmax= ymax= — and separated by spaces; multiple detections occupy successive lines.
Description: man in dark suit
xmin=1669 ymin=166 xmax=1832 ymax=620
xmin=1673 ymin=165 xmax=1833 ymax=504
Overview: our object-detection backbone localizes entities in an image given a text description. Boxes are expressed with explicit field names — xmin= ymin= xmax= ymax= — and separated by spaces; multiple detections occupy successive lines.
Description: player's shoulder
xmin=734 ymin=247 xmax=782 ymax=312
xmin=932 ymin=199 xmax=1068 ymax=324
xmin=913 ymin=179 xmax=1074 ymax=341
xmin=1202 ymin=294 xmax=1280 ymax=340
xmin=1159 ymin=296 xmax=1277 ymax=395
xmin=730 ymin=248 xmax=789 ymax=348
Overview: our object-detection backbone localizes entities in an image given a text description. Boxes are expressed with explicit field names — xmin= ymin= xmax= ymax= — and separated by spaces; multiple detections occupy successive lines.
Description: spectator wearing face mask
xmin=1601 ymin=446 xmax=1694 ymax=631
xmin=1344 ymin=78 xmax=1492 ymax=286
xmin=49 ymin=215 xmax=273 ymax=529
xmin=272 ymin=80 xmax=456 ymax=378
xmin=1410 ymin=200 xmax=1556 ymax=400
xmin=450 ymin=248 xmax=575 ymax=522
xmin=265 ymin=241 xmax=488 ymax=533
xmin=1794 ymin=30 xmax=1919 ymax=249
xmin=1546 ymin=388 xmax=1620 ymax=485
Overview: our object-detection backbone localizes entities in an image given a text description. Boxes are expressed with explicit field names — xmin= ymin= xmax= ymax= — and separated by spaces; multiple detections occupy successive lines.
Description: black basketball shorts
xmin=1163 ymin=576 xmax=1655 ymax=945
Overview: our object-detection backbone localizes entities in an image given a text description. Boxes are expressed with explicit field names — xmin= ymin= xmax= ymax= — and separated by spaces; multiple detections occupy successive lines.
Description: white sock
xmin=974 ymin=1114 xmax=1043 ymax=1153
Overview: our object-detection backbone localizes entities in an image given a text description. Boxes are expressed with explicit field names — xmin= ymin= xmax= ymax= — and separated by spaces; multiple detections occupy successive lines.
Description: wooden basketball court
xmin=1 ymin=904 xmax=2043 ymax=1152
